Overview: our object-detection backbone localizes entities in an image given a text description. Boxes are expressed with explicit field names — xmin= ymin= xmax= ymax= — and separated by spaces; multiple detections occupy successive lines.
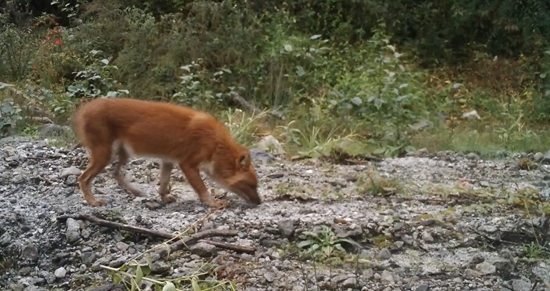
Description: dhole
xmin=73 ymin=97 xmax=261 ymax=208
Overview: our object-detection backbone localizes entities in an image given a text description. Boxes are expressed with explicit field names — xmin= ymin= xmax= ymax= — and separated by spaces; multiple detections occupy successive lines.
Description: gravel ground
xmin=1 ymin=136 xmax=549 ymax=291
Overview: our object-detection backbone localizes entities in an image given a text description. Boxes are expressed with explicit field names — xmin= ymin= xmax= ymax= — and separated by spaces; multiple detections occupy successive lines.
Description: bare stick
xmin=231 ymin=95 xmax=262 ymax=115
xmin=57 ymin=214 xmax=175 ymax=239
xmin=56 ymin=214 xmax=247 ymax=259
xmin=154 ymin=229 xmax=239 ymax=259
xmin=199 ymin=239 xmax=256 ymax=254
xmin=231 ymin=95 xmax=283 ymax=120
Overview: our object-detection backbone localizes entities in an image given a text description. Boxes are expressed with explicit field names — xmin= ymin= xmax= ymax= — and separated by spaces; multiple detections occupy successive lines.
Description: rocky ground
xmin=1 ymin=136 xmax=550 ymax=291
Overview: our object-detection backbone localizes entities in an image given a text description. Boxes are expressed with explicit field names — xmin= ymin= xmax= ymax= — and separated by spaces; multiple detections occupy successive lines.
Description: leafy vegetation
xmin=103 ymin=260 xmax=236 ymax=291
xmin=2 ymin=0 xmax=550 ymax=158
xmin=296 ymin=225 xmax=356 ymax=261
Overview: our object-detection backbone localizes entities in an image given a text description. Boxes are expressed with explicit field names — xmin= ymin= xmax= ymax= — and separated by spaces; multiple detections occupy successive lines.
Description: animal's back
xmin=73 ymin=98 xmax=232 ymax=159
xmin=76 ymin=98 xmax=193 ymax=142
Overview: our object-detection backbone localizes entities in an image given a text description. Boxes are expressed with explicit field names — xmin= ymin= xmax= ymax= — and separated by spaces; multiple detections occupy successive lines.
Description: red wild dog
xmin=72 ymin=97 xmax=261 ymax=208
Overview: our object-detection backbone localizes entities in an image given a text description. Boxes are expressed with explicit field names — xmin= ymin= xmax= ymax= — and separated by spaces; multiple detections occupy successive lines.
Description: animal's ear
xmin=237 ymin=152 xmax=251 ymax=170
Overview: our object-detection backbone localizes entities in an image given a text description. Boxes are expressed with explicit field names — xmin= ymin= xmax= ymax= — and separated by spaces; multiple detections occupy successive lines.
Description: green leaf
xmin=1 ymin=104 xmax=12 ymax=113
xmin=146 ymin=252 xmax=153 ymax=267
xmin=142 ymin=265 xmax=151 ymax=277
xmin=135 ymin=265 xmax=143 ymax=285
xmin=322 ymin=246 xmax=333 ymax=255
xmin=373 ymin=147 xmax=386 ymax=155
xmin=297 ymin=240 xmax=313 ymax=248
xmin=404 ymin=145 xmax=417 ymax=153
xmin=310 ymin=34 xmax=322 ymax=40
xmin=155 ymin=283 xmax=162 ymax=291
xmin=334 ymin=243 xmax=346 ymax=252
xmin=350 ymin=97 xmax=362 ymax=106
xmin=0 ymin=83 xmax=13 ymax=90
xmin=284 ymin=44 xmax=293 ymax=52
xmin=106 ymin=91 xmax=118 ymax=98
xmin=112 ymin=272 xmax=122 ymax=284
xmin=162 ymin=282 xmax=176 ymax=291
xmin=303 ymin=231 xmax=318 ymax=237
xmin=191 ymin=277 xmax=201 ymax=291
xmin=296 ymin=66 xmax=306 ymax=77
xmin=309 ymin=243 xmax=320 ymax=252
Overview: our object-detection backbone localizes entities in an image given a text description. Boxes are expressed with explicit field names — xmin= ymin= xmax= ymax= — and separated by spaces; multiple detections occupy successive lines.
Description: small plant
xmin=371 ymin=235 xmax=393 ymax=248
xmin=0 ymin=23 xmax=41 ymax=81
xmin=354 ymin=167 xmax=400 ymax=196
xmin=220 ymin=108 xmax=269 ymax=147
xmin=317 ymin=20 xmax=427 ymax=157
xmin=0 ymin=97 xmax=23 ymax=134
xmin=521 ymin=241 xmax=550 ymax=259
xmin=297 ymin=225 xmax=355 ymax=260
xmin=516 ymin=158 xmax=538 ymax=170
xmin=504 ymin=186 xmax=542 ymax=208
xmin=68 ymin=49 xmax=129 ymax=100
xmin=103 ymin=254 xmax=237 ymax=291
xmin=277 ymin=106 xmax=356 ymax=158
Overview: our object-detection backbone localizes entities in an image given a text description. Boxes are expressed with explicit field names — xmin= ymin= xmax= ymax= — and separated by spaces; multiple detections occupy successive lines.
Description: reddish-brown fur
xmin=73 ymin=97 xmax=261 ymax=208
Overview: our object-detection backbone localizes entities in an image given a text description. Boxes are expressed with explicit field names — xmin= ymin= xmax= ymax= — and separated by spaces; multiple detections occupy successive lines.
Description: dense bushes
xmin=1 ymin=0 xmax=550 ymax=156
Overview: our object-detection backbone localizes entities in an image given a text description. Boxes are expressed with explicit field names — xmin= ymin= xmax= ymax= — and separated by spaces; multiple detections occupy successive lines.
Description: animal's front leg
xmin=179 ymin=164 xmax=228 ymax=208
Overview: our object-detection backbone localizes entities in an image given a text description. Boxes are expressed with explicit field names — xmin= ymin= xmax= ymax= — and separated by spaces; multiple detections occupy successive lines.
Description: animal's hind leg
xmin=158 ymin=161 xmax=176 ymax=204
xmin=112 ymin=146 xmax=146 ymax=197
xmin=78 ymin=145 xmax=112 ymax=207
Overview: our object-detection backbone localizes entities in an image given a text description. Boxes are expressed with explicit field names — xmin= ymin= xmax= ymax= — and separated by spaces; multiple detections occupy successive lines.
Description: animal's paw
xmin=161 ymin=194 xmax=177 ymax=204
xmin=88 ymin=198 xmax=107 ymax=207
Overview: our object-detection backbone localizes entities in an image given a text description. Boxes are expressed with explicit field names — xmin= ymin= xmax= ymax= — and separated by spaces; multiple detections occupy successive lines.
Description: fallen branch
xmin=56 ymin=214 xmax=253 ymax=259
xmin=57 ymin=214 xmax=175 ymax=239
xmin=231 ymin=95 xmax=262 ymax=115
xmin=231 ymin=94 xmax=284 ymax=120
xmin=152 ymin=229 xmax=242 ymax=261
xmin=199 ymin=239 xmax=256 ymax=254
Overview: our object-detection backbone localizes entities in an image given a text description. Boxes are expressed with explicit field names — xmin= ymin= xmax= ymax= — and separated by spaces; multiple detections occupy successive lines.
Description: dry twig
xmin=56 ymin=213 xmax=255 ymax=256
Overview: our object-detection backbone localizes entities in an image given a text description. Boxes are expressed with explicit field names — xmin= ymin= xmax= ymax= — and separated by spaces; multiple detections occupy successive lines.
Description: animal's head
xmin=214 ymin=149 xmax=261 ymax=206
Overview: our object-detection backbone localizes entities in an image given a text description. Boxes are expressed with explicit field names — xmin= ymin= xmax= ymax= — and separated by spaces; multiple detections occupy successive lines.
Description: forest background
xmin=2 ymin=0 xmax=550 ymax=158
